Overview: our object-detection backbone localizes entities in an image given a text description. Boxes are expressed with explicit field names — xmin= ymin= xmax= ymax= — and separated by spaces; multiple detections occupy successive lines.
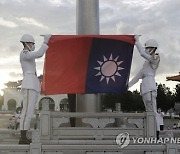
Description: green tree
xmin=102 ymin=90 xmax=144 ymax=112
xmin=102 ymin=83 xmax=176 ymax=112
xmin=157 ymin=84 xmax=175 ymax=112
xmin=174 ymin=84 xmax=180 ymax=102
xmin=131 ymin=90 xmax=144 ymax=112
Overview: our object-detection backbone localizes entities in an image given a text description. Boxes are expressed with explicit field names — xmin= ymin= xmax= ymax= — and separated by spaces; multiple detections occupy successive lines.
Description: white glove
xmin=44 ymin=34 xmax=52 ymax=44
xmin=134 ymin=35 xmax=141 ymax=42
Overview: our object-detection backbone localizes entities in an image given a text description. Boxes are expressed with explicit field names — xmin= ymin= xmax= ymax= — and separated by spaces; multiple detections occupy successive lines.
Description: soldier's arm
xmin=21 ymin=43 xmax=48 ymax=60
xmin=128 ymin=69 xmax=143 ymax=88
xmin=135 ymin=40 xmax=152 ymax=61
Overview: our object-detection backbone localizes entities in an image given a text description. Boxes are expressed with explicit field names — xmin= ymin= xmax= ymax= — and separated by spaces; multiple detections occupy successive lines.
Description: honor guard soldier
xmin=19 ymin=34 xmax=51 ymax=144
xmin=128 ymin=35 xmax=160 ymax=113
xmin=156 ymin=108 xmax=164 ymax=139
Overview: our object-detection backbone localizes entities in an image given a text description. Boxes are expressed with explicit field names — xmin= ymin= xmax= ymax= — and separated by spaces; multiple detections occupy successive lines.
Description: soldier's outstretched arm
xmin=134 ymin=35 xmax=152 ymax=61
xmin=128 ymin=69 xmax=143 ymax=89
xmin=21 ymin=34 xmax=51 ymax=60
xmin=21 ymin=43 xmax=49 ymax=60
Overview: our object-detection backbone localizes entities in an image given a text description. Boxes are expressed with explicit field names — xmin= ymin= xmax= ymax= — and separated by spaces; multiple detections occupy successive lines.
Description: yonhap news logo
xmin=116 ymin=132 xmax=130 ymax=148
xmin=116 ymin=132 xmax=180 ymax=149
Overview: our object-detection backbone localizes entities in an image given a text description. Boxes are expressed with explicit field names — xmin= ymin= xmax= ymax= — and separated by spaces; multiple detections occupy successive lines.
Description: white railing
xmin=0 ymin=143 xmax=179 ymax=154
xmin=40 ymin=99 xmax=156 ymax=141
xmin=0 ymin=98 xmax=179 ymax=154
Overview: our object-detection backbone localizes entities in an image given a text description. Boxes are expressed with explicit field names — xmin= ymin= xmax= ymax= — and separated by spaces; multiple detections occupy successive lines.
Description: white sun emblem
xmin=94 ymin=54 xmax=124 ymax=84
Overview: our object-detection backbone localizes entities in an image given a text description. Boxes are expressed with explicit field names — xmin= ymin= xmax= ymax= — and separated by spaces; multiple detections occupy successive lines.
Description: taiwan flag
xmin=41 ymin=35 xmax=135 ymax=95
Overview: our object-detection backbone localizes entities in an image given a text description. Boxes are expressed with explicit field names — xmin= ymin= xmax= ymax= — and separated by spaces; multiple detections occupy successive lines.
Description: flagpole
xmin=75 ymin=0 xmax=101 ymax=126
xmin=76 ymin=0 xmax=99 ymax=34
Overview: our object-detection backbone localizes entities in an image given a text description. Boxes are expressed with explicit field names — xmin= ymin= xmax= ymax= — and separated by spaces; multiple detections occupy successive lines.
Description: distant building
xmin=2 ymin=79 xmax=68 ymax=112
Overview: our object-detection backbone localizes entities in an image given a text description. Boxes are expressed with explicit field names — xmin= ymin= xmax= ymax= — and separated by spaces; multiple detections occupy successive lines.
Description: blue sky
xmin=0 ymin=0 xmax=179 ymax=94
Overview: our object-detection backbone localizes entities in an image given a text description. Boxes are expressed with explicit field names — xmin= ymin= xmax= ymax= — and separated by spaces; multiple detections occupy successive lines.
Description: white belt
xmin=142 ymin=74 xmax=154 ymax=79
xmin=23 ymin=71 xmax=37 ymax=76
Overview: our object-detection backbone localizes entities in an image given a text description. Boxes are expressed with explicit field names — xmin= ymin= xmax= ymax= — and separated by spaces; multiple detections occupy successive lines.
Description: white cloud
xmin=0 ymin=0 xmax=179 ymax=92
xmin=0 ymin=17 xmax=17 ymax=28
xmin=121 ymin=0 xmax=162 ymax=10
xmin=48 ymin=0 xmax=63 ymax=6
xmin=99 ymin=0 xmax=180 ymax=91
xmin=9 ymin=72 xmax=22 ymax=78
xmin=48 ymin=0 xmax=75 ymax=6
xmin=16 ymin=17 xmax=48 ymax=29
xmin=0 ymin=56 xmax=19 ymax=65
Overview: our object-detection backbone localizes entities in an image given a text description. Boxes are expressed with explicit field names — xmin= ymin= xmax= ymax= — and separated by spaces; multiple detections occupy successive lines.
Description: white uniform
xmin=20 ymin=43 xmax=48 ymax=130
xmin=128 ymin=40 xmax=160 ymax=112
xmin=156 ymin=112 xmax=164 ymax=131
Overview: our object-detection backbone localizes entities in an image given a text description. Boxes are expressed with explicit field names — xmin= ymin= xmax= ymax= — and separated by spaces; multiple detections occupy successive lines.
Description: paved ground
xmin=0 ymin=114 xmax=22 ymax=144
xmin=0 ymin=114 xmax=13 ymax=129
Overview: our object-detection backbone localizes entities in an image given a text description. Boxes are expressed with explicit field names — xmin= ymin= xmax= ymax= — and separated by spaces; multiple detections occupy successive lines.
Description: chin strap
xmin=25 ymin=42 xmax=31 ymax=51
xmin=149 ymin=48 xmax=157 ymax=55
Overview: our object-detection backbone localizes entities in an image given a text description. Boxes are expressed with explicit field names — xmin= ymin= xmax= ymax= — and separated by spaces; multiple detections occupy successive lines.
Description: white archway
xmin=7 ymin=99 xmax=16 ymax=111
xmin=39 ymin=97 xmax=55 ymax=111
xmin=60 ymin=98 xmax=69 ymax=112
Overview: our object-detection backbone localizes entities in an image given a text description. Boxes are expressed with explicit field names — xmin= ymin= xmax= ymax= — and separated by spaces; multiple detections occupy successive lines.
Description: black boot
xmin=19 ymin=130 xmax=31 ymax=144
xmin=156 ymin=131 xmax=160 ymax=140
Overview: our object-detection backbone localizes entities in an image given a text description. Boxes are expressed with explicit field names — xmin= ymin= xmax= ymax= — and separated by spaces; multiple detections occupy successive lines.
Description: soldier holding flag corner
xmin=19 ymin=34 xmax=51 ymax=144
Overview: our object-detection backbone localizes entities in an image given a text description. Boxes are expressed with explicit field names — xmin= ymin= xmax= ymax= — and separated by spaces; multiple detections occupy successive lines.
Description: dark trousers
xmin=160 ymin=125 xmax=164 ymax=131
xmin=157 ymin=131 xmax=159 ymax=140
xmin=157 ymin=125 xmax=164 ymax=140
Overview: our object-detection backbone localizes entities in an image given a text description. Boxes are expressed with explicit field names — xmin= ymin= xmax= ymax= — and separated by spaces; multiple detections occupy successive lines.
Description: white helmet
xmin=20 ymin=34 xmax=35 ymax=43
xmin=145 ymin=39 xmax=158 ymax=48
